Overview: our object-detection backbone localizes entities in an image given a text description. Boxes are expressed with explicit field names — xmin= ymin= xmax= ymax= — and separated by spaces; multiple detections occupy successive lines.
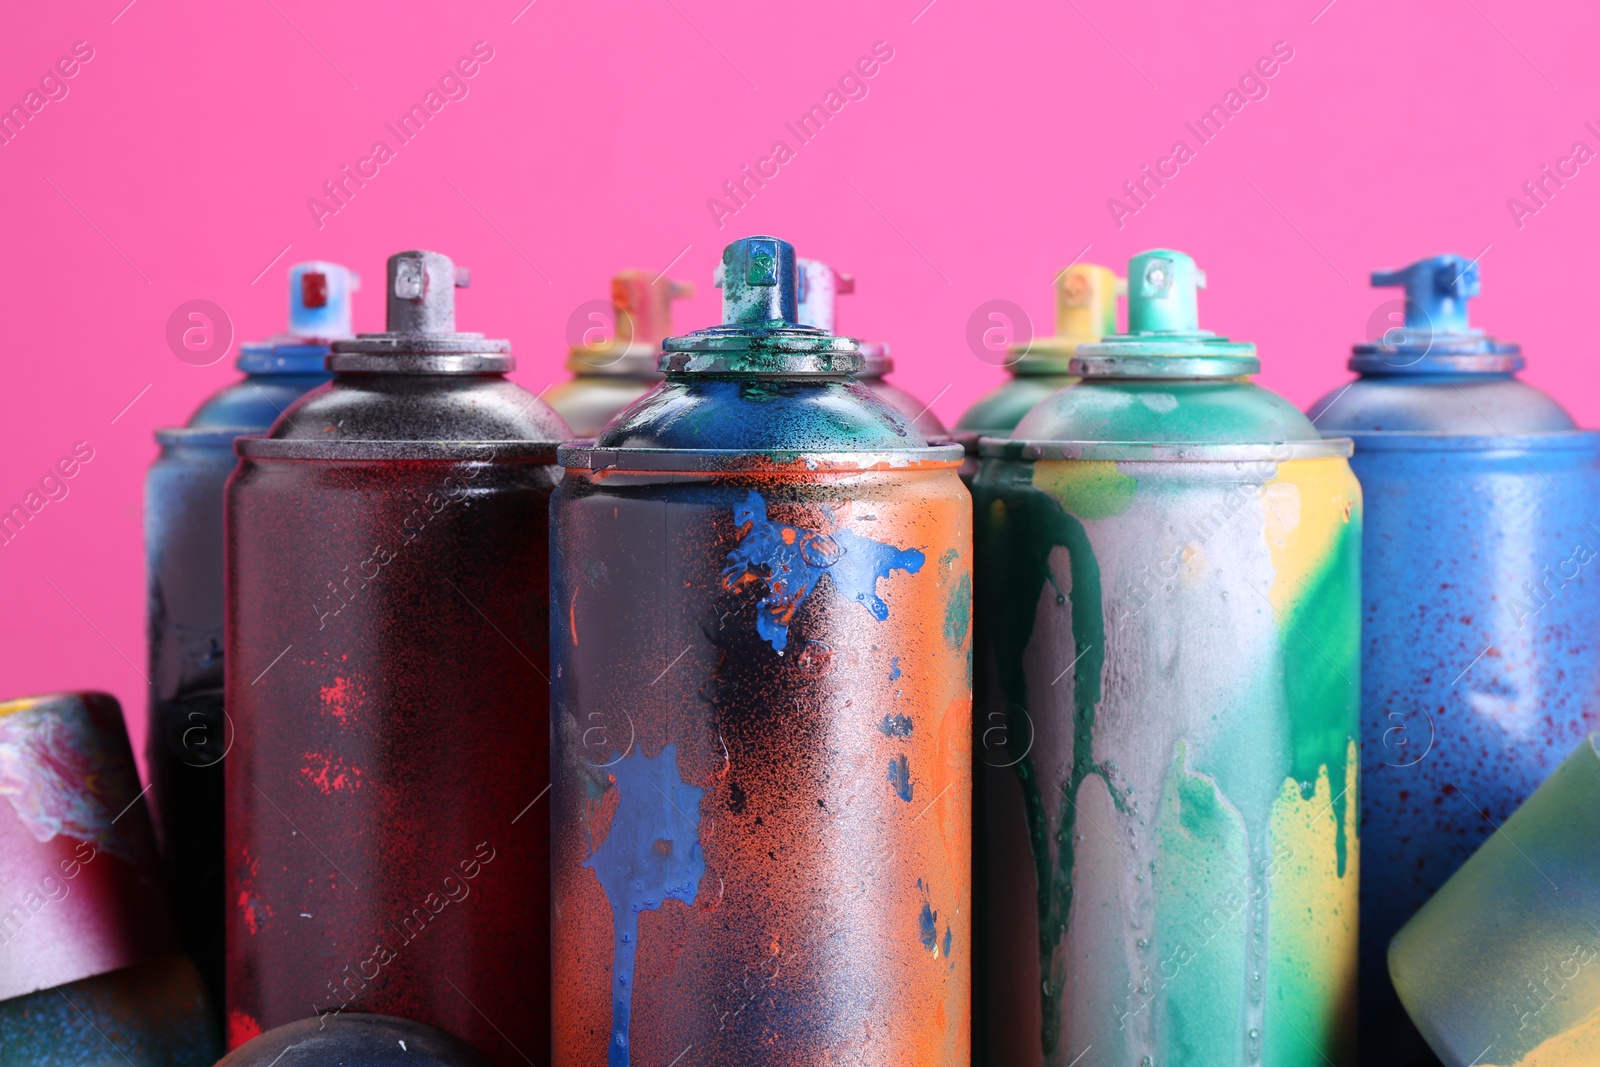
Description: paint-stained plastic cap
xmin=661 ymin=236 xmax=860 ymax=374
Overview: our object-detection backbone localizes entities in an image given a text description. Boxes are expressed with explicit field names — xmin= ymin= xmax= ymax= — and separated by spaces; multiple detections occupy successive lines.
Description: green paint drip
xmin=975 ymin=470 xmax=1123 ymax=1057
xmin=1151 ymin=741 xmax=1251 ymax=1064
xmin=1279 ymin=519 xmax=1362 ymax=876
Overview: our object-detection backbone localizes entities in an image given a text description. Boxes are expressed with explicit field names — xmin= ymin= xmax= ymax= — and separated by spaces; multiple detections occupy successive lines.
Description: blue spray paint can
xmin=550 ymin=236 xmax=971 ymax=1067
xmin=1308 ymin=255 xmax=1600 ymax=1064
xmin=145 ymin=262 xmax=352 ymax=1010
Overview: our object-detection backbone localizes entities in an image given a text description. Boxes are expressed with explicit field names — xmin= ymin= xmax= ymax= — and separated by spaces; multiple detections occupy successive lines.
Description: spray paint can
xmin=146 ymin=262 xmax=352 ymax=1010
xmin=219 ymin=1013 xmax=493 ymax=1066
xmin=551 ymin=236 xmax=971 ymax=1066
xmin=973 ymin=250 xmax=1361 ymax=1066
xmin=952 ymin=264 xmax=1120 ymax=481
xmin=1308 ymin=255 xmax=1600 ymax=1066
xmin=0 ymin=691 xmax=220 ymax=1064
xmin=797 ymin=256 xmax=947 ymax=435
xmin=546 ymin=270 xmax=693 ymax=436
xmin=224 ymin=250 xmax=568 ymax=1061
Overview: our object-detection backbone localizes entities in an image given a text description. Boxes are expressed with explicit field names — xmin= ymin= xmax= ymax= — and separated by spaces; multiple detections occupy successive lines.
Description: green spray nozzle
xmin=1371 ymin=255 xmax=1480 ymax=334
xmin=1127 ymin=250 xmax=1208 ymax=334
xmin=715 ymin=236 xmax=799 ymax=326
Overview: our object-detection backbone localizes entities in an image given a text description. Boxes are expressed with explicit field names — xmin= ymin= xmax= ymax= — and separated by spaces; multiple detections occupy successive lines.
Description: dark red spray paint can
xmin=224 ymin=250 xmax=567 ymax=1062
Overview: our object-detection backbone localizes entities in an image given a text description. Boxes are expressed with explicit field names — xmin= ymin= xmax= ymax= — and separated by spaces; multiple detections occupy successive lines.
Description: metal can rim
xmin=154 ymin=426 xmax=248 ymax=448
xmin=235 ymin=437 xmax=561 ymax=461
xmin=977 ymin=438 xmax=1354 ymax=461
xmin=1341 ymin=429 xmax=1600 ymax=453
xmin=558 ymin=443 xmax=965 ymax=473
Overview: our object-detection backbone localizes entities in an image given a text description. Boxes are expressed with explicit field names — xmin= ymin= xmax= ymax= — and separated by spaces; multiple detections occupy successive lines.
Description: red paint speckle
xmin=319 ymin=676 xmax=363 ymax=723
xmin=300 ymin=750 xmax=364 ymax=793
xmin=228 ymin=1009 xmax=263 ymax=1047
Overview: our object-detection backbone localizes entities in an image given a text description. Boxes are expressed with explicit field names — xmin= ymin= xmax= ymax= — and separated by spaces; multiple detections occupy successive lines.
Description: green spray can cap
xmin=1074 ymin=249 xmax=1257 ymax=377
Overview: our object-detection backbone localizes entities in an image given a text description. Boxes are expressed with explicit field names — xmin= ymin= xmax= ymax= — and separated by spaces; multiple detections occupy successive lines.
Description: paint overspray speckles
xmin=721 ymin=491 xmax=926 ymax=652
xmin=584 ymin=744 xmax=706 ymax=1067
xmin=889 ymin=656 xmax=902 ymax=681
xmin=888 ymin=753 xmax=914 ymax=801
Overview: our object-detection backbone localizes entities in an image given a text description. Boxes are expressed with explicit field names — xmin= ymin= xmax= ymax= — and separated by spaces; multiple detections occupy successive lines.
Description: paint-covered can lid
xmin=1350 ymin=254 xmax=1523 ymax=373
xmin=1008 ymin=263 xmax=1123 ymax=374
xmin=0 ymin=692 xmax=174 ymax=1001
xmin=217 ymin=1013 xmax=493 ymax=1066
xmin=661 ymin=236 xmax=861 ymax=374
xmin=567 ymin=270 xmax=693 ymax=377
xmin=238 ymin=261 xmax=360 ymax=373
xmin=331 ymin=250 xmax=512 ymax=371
xmin=1073 ymin=250 xmax=1258 ymax=375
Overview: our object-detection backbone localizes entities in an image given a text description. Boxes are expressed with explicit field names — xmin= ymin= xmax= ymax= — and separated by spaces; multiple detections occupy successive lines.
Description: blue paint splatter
xmin=722 ymin=491 xmax=925 ymax=652
xmin=943 ymin=924 xmax=953 ymax=959
xmin=919 ymin=900 xmax=939 ymax=954
xmin=583 ymin=745 xmax=705 ymax=1067
xmin=887 ymin=753 xmax=913 ymax=802
xmin=878 ymin=714 xmax=914 ymax=738
xmin=889 ymin=656 xmax=901 ymax=681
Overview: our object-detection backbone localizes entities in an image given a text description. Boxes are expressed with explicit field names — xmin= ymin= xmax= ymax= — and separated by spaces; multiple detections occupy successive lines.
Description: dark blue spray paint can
xmin=145 ymin=263 xmax=352 ymax=1010
xmin=1308 ymin=255 xmax=1600 ymax=1064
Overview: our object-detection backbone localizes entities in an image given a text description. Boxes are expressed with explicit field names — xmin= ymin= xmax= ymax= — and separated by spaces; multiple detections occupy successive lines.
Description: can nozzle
xmin=611 ymin=270 xmax=693 ymax=347
xmin=287 ymin=261 xmax=358 ymax=340
xmin=1127 ymin=250 xmax=1207 ymax=335
xmin=1056 ymin=264 xmax=1124 ymax=344
xmin=387 ymin=250 xmax=467 ymax=334
xmin=716 ymin=236 xmax=799 ymax=326
xmin=1371 ymin=255 xmax=1480 ymax=334
xmin=796 ymin=259 xmax=855 ymax=334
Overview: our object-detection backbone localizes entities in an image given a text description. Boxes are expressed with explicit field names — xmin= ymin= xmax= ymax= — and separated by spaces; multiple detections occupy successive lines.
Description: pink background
xmin=2 ymin=0 xmax=1596 ymax=775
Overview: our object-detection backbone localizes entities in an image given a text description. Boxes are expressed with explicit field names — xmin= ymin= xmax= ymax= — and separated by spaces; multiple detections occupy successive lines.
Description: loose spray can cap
xmin=0 ymin=692 xmax=173 ymax=1001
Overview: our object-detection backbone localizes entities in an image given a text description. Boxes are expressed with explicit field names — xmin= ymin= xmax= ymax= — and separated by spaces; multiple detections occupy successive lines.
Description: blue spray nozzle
xmin=1371 ymin=255 xmax=1480 ymax=334
xmin=1127 ymin=250 xmax=1208 ymax=335
xmin=716 ymin=236 xmax=799 ymax=326
xmin=287 ymin=261 xmax=358 ymax=339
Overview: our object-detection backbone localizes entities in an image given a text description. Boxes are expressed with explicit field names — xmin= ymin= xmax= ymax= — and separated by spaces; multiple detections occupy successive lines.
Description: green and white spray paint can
xmin=972 ymin=249 xmax=1360 ymax=1066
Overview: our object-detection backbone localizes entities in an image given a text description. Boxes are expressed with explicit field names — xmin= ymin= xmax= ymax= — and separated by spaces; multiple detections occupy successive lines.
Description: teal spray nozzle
xmin=1372 ymin=255 xmax=1479 ymax=335
xmin=1127 ymin=250 xmax=1208 ymax=335
xmin=287 ymin=261 xmax=359 ymax=339
xmin=1073 ymin=249 xmax=1255 ymax=374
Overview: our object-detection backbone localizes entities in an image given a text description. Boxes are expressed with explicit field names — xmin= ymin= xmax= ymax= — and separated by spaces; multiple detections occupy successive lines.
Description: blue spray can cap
xmin=287 ymin=261 xmax=359 ymax=339
xmin=1353 ymin=254 xmax=1520 ymax=367
xmin=238 ymin=261 xmax=360 ymax=373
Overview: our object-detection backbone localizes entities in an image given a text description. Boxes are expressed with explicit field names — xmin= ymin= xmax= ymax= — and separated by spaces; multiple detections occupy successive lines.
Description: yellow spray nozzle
xmin=1055 ymin=264 xmax=1123 ymax=345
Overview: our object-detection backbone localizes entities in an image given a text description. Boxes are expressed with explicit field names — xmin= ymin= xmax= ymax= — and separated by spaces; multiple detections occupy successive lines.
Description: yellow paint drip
xmin=1261 ymin=457 xmax=1361 ymax=615
xmin=1265 ymin=741 xmax=1359 ymax=1065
